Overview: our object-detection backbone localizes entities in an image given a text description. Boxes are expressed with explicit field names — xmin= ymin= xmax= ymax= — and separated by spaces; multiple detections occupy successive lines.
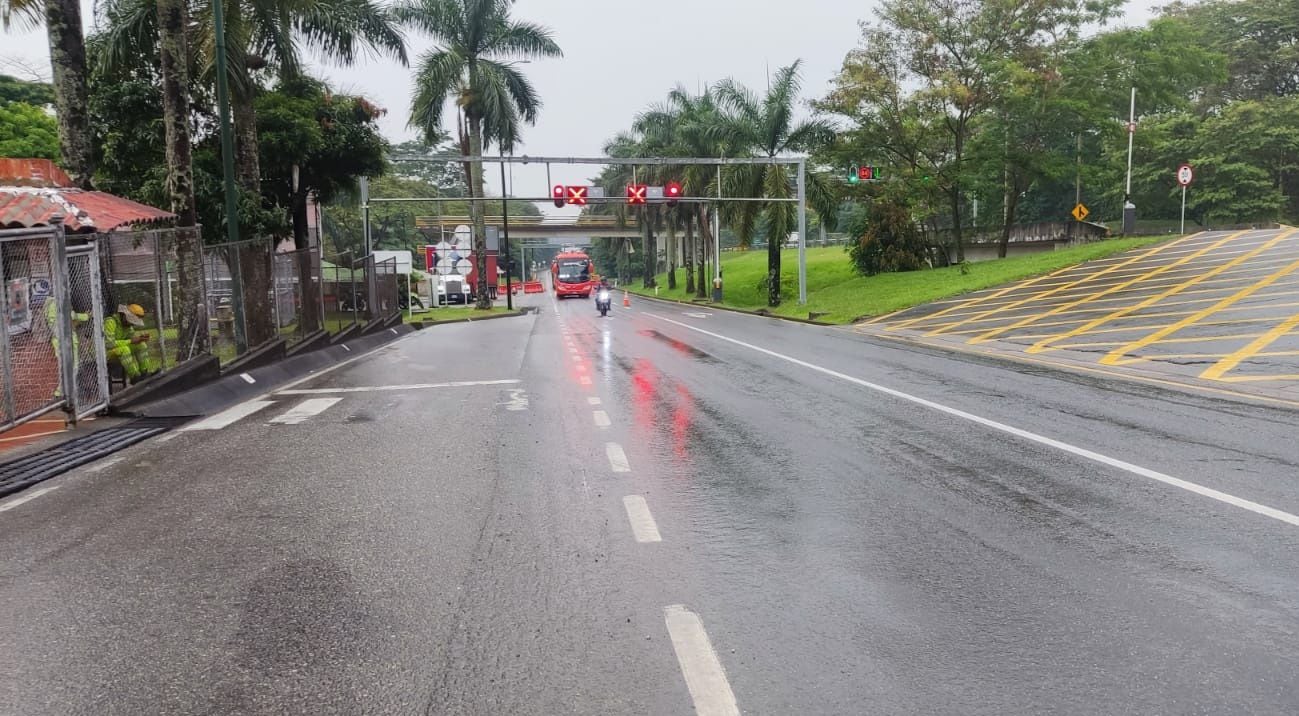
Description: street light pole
xmin=500 ymin=153 xmax=513 ymax=310
xmin=1122 ymin=86 xmax=1137 ymax=234
xmin=211 ymin=0 xmax=246 ymax=352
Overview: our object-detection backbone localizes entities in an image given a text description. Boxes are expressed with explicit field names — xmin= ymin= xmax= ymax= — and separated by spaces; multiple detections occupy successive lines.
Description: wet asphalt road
xmin=4 ymin=290 xmax=1299 ymax=714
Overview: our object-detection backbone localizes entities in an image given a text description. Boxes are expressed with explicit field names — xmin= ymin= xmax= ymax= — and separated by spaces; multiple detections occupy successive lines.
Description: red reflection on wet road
xmin=631 ymin=358 xmax=659 ymax=431
xmin=671 ymin=383 xmax=694 ymax=461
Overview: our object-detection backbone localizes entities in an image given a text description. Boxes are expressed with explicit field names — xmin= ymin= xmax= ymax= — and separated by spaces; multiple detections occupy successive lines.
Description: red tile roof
xmin=0 ymin=188 xmax=175 ymax=233
xmin=0 ymin=158 xmax=74 ymax=187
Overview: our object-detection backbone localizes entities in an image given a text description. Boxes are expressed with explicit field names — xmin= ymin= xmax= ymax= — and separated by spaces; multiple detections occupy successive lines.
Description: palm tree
xmin=635 ymin=86 xmax=730 ymax=298
xmin=714 ymin=61 xmax=837 ymax=306
xmin=155 ymin=0 xmax=207 ymax=353
xmin=99 ymin=0 xmax=406 ymax=191
xmin=100 ymin=0 xmax=406 ymax=344
xmin=2 ymin=0 xmax=93 ymax=186
xmin=392 ymin=0 xmax=561 ymax=309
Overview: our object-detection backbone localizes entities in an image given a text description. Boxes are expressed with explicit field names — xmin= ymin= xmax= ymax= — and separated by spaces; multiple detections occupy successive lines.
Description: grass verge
xmin=404 ymin=306 xmax=519 ymax=324
xmin=628 ymin=236 xmax=1169 ymax=324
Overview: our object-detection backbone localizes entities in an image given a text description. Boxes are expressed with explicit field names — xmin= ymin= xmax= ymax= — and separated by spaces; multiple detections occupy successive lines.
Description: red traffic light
xmin=665 ymin=181 xmax=682 ymax=206
xmin=552 ymin=184 xmax=565 ymax=208
xmin=858 ymin=165 xmax=876 ymax=181
xmin=566 ymin=185 xmax=588 ymax=206
xmin=627 ymin=184 xmax=648 ymax=205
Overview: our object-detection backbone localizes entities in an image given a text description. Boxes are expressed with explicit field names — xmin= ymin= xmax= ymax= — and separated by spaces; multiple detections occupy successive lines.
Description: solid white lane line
xmin=269 ymin=397 xmax=341 ymax=425
xmin=182 ymin=400 xmax=275 ymax=431
xmin=663 ymin=605 xmax=739 ymax=716
xmin=240 ymin=372 xmax=256 ymax=384
xmin=622 ymin=495 xmax=662 ymax=542
xmin=0 ymin=486 xmax=60 ymax=513
xmin=647 ymin=313 xmax=1299 ymax=528
xmin=606 ymin=442 xmax=630 ymax=472
xmin=593 ymin=410 xmax=611 ymax=427
xmin=587 ymin=397 xmax=602 ymax=405
xmin=278 ymin=379 xmax=521 ymax=395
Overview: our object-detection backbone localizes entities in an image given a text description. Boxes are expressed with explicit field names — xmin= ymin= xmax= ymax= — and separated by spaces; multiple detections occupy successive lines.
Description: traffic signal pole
xmin=797 ymin=160 xmax=807 ymax=305
xmin=388 ymin=154 xmax=812 ymax=303
xmin=500 ymin=156 xmax=513 ymax=310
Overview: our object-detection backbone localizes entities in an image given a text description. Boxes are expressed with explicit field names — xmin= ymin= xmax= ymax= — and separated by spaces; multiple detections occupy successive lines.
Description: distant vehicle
xmin=595 ymin=286 xmax=612 ymax=316
xmin=552 ymin=250 xmax=594 ymax=298
xmin=437 ymin=275 xmax=472 ymax=305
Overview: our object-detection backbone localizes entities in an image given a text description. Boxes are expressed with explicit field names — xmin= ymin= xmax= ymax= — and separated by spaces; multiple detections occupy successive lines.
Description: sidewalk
xmin=0 ymin=415 xmax=68 ymax=457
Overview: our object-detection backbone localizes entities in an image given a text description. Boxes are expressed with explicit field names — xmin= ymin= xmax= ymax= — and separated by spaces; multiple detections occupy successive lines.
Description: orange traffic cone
xmin=623 ymin=291 xmax=631 ymax=308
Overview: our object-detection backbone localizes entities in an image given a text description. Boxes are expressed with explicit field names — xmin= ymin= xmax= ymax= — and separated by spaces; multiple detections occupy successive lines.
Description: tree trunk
xmin=229 ymin=88 xmax=277 ymax=347
xmin=665 ymin=212 xmax=677 ymax=290
xmin=44 ymin=0 xmax=93 ymax=187
xmin=467 ymin=114 xmax=491 ymax=309
xmin=642 ymin=206 xmax=657 ymax=288
xmin=683 ymin=217 xmax=695 ymax=295
xmin=999 ymin=179 xmax=1020 ymax=260
xmin=951 ymin=131 xmax=966 ymax=263
xmin=765 ymin=212 xmax=781 ymax=307
xmin=694 ymin=211 xmax=708 ymax=300
xmin=156 ymin=0 xmax=205 ymax=355
xmin=292 ymin=192 xmax=320 ymax=333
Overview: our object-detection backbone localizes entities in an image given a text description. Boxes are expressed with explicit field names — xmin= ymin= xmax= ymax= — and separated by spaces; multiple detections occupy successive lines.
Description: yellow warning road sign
xmin=1072 ymin=203 xmax=1090 ymax=222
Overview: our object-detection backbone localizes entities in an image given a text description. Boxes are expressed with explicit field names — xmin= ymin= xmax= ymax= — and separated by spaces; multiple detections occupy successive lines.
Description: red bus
xmin=551 ymin=250 xmax=595 ymax=298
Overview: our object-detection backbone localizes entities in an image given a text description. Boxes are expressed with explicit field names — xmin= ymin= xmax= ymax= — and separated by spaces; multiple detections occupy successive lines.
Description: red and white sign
xmin=1177 ymin=163 xmax=1194 ymax=187
xmin=566 ymin=185 xmax=589 ymax=206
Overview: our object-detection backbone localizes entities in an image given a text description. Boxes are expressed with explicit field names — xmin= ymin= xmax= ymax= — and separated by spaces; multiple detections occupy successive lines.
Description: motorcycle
xmin=595 ymin=288 xmax=612 ymax=317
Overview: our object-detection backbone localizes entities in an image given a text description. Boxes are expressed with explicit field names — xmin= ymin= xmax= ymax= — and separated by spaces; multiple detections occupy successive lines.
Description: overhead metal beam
xmin=390 ymin=154 xmax=807 ymax=166
xmin=369 ymin=196 xmax=796 ymax=204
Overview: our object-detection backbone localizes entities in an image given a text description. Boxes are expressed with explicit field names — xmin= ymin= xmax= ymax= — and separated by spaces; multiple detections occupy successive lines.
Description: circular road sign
xmin=1177 ymin=163 xmax=1194 ymax=187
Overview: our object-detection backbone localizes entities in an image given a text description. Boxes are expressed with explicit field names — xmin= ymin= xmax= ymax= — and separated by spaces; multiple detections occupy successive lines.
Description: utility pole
xmin=499 ymin=153 xmax=512 ymax=310
xmin=211 ymin=0 xmax=245 ymax=351
xmin=1075 ymin=133 xmax=1083 ymax=207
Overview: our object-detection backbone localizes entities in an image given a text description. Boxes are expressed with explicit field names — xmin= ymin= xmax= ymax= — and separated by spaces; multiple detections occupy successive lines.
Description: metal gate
xmin=1 ymin=225 xmax=63 ymax=431
xmin=66 ymin=244 xmax=108 ymax=418
xmin=0 ymin=226 xmax=107 ymax=433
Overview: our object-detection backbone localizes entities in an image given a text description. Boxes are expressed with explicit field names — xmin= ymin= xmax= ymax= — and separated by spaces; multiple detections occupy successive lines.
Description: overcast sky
xmin=4 ymin=0 xmax=1161 ymax=212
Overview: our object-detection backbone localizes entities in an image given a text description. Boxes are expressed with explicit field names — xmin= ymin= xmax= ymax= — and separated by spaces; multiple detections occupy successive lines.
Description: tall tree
xmin=714 ymin=61 xmax=837 ymax=306
xmin=855 ymin=0 xmax=1120 ymax=262
xmin=1 ymin=0 xmax=93 ymax=185
xmin=393 ymin=0 xmax=562 ymax=309
xmin=155 ymin=0 xmax=206 ymax=353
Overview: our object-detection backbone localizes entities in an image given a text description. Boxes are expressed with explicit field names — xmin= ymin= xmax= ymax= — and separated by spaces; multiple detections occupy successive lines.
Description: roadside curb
xmin=124 ymin=323 xmax=420 ymax=419
xmin=408 ymin=308 xmax=527 ymax=329
xmin=856 ymin=326 xmax=1299 ymax=412
xmin=627 ymin=292 xmax=839 ymax=326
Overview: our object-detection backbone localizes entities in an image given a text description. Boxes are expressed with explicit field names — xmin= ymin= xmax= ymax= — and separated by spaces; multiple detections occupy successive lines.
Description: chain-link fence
xmin=322 ymin=250 xmax=360 ymax=335
xmin=1 ymin=226 xmax=64 ymax=429
xmin=372 ymin=256 xmax=400 ymax=323
xmin=98 ymin=230 xmax=185 ymax=387
xmin=66 ymin=245 xmax=108 ymax=417
xmin=271 ymin=247 xmax=324 ymax=348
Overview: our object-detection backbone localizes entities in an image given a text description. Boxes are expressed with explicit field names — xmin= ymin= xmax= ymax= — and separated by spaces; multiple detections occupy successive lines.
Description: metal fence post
xmin=88 ymin=247 xmax=109 ymax=405
xmin=270 ymin=248 xmax=281 ymax=335
xmin=0 ymin=244 xmax=15 ymax=425
xmin=232 ymin=242 xmax=247 ymax=353
xmin=48 ymin=217 xmax=77 ymax=424
xmin=148 ymin=231 xmax=170 ymax=369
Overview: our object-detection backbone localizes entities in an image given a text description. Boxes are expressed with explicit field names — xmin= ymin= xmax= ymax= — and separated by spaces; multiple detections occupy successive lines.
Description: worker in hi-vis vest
xmin=44 ymin=295 xmax=89 ymax=398
xmin=105 ymin=303 xmax=159 ymax=383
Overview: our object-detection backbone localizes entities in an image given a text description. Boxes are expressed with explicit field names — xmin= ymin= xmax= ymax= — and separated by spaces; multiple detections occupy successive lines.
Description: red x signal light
xmin=627 ymin=184 xmax=648 ymax=205
xmin=566 ymin=185 xmax=588 ymax=206
xmin=552 ymin=184 xmax=566 ymax=208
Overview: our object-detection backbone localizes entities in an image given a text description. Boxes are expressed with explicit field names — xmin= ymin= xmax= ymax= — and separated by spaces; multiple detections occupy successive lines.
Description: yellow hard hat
xmin=128 ymin=304 xmax=146 ymax=317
